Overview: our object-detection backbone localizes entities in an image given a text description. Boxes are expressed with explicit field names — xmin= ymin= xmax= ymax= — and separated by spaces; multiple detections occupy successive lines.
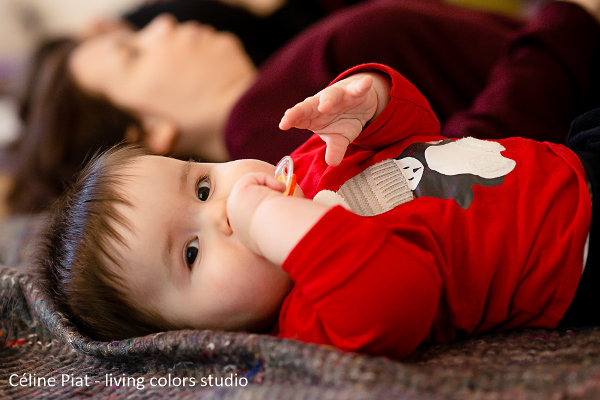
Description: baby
xmin=38 ymin=64 xmax=596 ymax=360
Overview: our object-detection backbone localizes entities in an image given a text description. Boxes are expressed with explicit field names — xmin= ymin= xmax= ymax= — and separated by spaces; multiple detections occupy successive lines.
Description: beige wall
xmin=0 ymin=0 xmax=143 ymax=55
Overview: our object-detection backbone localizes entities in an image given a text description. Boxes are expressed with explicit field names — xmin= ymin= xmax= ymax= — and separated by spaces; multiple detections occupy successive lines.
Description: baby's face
xmin=114 ymin=155 xmax=293 ymax=332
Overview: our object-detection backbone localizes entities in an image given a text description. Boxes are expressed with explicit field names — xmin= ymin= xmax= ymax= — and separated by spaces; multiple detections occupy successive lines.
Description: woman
xmin=6 ymin=0 xmax=600 ymax=214
xmin=6 ymin=0 xmax=361 ymax=213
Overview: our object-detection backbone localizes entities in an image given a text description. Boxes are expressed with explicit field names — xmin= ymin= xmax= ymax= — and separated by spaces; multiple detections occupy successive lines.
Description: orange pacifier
xmin=275 ymin=156 xmax=296 ymax=196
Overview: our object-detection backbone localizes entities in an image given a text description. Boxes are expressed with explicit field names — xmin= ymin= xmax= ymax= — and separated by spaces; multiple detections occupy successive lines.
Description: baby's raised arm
xmin=228 ymin=72 xmax=392 ymax=266
xmin=279 ymin=72 xmax=391 ymax=166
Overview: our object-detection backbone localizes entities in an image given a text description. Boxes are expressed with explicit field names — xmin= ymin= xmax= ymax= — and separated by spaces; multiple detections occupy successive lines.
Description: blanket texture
xmin=2 ymin=216 xmax=600 ymax=399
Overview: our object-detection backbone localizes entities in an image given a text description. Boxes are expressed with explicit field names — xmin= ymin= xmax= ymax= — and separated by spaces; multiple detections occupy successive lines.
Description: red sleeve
xmin=278 ymin=206 xmax=443 ymax=360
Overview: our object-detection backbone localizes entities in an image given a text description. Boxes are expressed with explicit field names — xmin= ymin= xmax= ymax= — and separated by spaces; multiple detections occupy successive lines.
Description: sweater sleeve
xmin=444 ymin=2 xmax=600 ymax=143
xmin=225 ymin=0 xmax=519 ymax=163
xmin=278 ymin=206 xmax=443 ymax=359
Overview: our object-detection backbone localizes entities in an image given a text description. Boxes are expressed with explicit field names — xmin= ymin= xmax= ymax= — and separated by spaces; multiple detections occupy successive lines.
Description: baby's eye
xmin=184 ymin=238 xmax=199 ymax=268
xmin=196 ymin=178 xmax=210 ymax=201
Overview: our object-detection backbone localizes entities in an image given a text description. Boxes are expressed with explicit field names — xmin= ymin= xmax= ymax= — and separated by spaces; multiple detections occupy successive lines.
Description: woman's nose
xmin=141 ymin=13 xmax=176 ymax=41
xmin=204 ymin=198 xmax=233 ymax=236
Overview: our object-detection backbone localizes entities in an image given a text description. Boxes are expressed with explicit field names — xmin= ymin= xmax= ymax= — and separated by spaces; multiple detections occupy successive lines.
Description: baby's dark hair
xmin=36 ymin=144 xmax=174 ymax=340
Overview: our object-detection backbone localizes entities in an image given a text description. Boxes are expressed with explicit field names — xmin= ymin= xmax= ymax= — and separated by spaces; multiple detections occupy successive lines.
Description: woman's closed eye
xmin=184 ymin=238 xmax=199 ymax=268
xmin=117 ymin=38 xmax=141 ymax=63
xmin=125 ymin=45 xmax=141 ymax=60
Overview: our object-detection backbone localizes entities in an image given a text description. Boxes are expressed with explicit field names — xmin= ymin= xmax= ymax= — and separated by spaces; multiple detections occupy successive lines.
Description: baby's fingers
xmin=279 ymin=74 xmax=374 ymax=131
xmin=279 ymin=95 xmax=320 ymax=130
xmin=322 ymin=133 xmax=351 ymax=166
xmin=316 ymin=86 xmax=345 ymax=114
xmin=238 ymin=172 xmax=286 ymax=193
xmin=279 ymin=108 xmax=302 ymax=131
xmin=317 ymin=75 xmax=373 ymax=115
xmin=347 ymin=75 xmax=374 ymax=95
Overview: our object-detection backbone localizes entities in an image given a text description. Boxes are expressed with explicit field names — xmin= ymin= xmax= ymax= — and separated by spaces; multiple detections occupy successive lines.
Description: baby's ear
xmin=139 ymin=116 xmax=179 ymax=155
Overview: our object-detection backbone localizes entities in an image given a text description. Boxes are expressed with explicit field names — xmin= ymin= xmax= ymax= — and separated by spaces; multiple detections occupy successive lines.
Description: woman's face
xmin=69 ymin=14 xmax=256 ymax=155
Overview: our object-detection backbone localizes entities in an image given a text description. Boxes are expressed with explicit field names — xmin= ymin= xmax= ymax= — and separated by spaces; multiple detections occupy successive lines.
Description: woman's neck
xmin=185 ymin=67 xmax=257 ymax=162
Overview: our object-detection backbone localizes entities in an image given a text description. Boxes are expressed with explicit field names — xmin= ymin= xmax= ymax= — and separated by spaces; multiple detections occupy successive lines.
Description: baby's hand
xmin=279 ymin=73 xmax=380 ymax=166
xmin=227 ymin=172 xmax=286 ymax=256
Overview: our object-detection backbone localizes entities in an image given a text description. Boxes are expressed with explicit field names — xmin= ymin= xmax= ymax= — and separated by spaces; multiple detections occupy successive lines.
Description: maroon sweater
xmin=225 ymin=0 xmax=600 ymax=163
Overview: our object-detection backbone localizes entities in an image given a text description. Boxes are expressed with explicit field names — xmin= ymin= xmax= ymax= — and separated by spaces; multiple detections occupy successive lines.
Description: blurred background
xmin=0 ymin=0 xmax=538 ymax=147
xmin=0 ymin=0 xmax=542 ymax=220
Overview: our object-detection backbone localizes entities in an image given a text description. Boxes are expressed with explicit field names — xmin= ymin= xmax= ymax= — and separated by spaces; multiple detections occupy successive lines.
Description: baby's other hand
xmin=279 ymin=73 xmax=378 ymax=166
xmin=227 ymin=172 xmax=285 ymax=256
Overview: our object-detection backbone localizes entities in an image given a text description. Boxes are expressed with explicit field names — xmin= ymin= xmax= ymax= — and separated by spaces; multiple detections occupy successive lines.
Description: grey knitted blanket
xmin=2 ymin=216 xmax=600 ymax=399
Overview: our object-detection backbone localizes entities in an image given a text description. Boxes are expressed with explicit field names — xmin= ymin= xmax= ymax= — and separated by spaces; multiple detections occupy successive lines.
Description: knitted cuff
xmin=336 ymin=159 xmax=414 ymax=216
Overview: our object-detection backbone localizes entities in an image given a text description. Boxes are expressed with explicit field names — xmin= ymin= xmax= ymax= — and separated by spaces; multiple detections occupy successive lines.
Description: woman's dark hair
xmin=7 ymin=37 xmax=142 ymax=214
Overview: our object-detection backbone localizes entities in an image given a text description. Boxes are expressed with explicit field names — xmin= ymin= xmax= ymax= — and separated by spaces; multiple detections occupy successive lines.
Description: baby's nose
xmin=206 ymin=198 xmax=233 ymax=236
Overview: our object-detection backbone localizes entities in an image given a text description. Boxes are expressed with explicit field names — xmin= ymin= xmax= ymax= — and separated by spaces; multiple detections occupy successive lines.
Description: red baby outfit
xmin=276 ymin=64 xmax=592 ymax=360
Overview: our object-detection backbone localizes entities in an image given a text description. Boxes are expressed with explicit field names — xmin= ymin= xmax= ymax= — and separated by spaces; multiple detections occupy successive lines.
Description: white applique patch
xmin=424 ymin=137 xmax=516 ymax=179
